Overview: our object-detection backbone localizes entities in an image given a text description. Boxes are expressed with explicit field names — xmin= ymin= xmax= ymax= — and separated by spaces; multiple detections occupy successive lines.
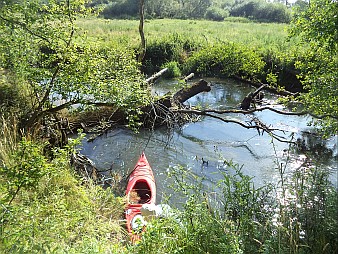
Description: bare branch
xmin=146 ymin=68 xmax=168 ymax=84
xmin=173 ymin=106 xmax=338 ymax=120
xmin=172 ymin=107 xmax=297 ymax=144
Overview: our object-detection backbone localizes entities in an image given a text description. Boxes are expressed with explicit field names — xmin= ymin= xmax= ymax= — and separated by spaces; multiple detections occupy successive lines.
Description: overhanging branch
xmin=173 ymin=106 xmax=338 ymax=120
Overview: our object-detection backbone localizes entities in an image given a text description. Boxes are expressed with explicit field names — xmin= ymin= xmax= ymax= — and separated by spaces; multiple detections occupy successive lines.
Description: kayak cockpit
xmin=128 ymin=180 xmax=152 ymax=204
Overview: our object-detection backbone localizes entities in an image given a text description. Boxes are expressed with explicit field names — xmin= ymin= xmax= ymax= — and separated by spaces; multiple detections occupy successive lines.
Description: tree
xmin=289 ymin=0 xmax=338 ymax=136
xmin=0 ymin=0 xmax=148 ymax=130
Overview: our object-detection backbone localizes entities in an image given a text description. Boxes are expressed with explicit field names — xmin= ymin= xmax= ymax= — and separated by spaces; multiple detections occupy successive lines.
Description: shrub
xmin=0 ymin=134 xmax=126 ymax=253
xmin=254 ymin=3 xmax=291 ymax=23
xmin=133 ymin=153 xmax=338 ymax=254
xmin=0 ymin=71 xmax=30 ymax=116
xmin=205 ymin=7 xmax=230 ymax=21
xmin=184 ymin=42 xmax=265 ymax=80
xmin=132 ymin=165 xmax=243 ymax=254
xmin=142 ymin=34 xmax=200 ymax=75
xmin=161 ymin=61 xmax=182 ymax=78
xmin=230 ymin=0 xmax=291 ymax=23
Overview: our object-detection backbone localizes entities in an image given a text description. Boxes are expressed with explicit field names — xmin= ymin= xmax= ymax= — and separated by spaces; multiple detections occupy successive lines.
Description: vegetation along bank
xmin=0 ymin=0 xmax=337 ymax=253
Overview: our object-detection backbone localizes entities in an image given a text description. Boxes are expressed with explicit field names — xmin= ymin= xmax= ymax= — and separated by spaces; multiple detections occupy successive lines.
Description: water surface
xmin=80 ymin=78 xmax=337 ymax=199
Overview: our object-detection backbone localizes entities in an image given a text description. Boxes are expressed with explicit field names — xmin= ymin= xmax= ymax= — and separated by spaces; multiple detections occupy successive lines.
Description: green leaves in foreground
xmin=0 ymin=136 xmax=126 ymax=253
xmin=1 ymin=138 xmax=51 ymax=205
xmin=134 ymin=160 xmax=337 ymax=254
xmin=289 ymin=0 xmax=338 ymax=136
xmin=0 ymin=0 xmax=150 ymax=129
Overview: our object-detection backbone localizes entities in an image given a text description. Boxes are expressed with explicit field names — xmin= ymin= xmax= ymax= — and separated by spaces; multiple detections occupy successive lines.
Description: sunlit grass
xmin=76 ymin=18 xmax=294 ymax=51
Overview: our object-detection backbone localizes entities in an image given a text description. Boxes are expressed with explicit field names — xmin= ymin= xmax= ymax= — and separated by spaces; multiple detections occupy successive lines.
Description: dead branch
xmin=171 ymin=107 xmax=295 ymax=143
xmin=233 ymin=75 xmax=297 ymax=97
xmin=173 ymin=106 xmax=338 ymax=120
xmin=240 ymin=84 xmax=267 ymax=110
xmin=145 ymin=68 xmax=168 ymax=84
xmin=183 ymin=73 xmax=194 ymax=82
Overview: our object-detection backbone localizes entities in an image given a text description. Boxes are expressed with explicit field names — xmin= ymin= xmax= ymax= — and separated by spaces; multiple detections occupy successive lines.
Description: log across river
xmin=79 ymin=78 xmax=337 ymax=200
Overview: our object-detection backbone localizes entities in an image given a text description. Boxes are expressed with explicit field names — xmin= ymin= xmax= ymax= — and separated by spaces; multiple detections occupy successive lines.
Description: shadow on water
xmin=79 ymin=78 xmax=338 ymax=200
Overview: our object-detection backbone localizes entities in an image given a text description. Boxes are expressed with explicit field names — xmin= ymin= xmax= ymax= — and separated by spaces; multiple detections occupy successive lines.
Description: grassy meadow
xmin=77 ymin=18 xmax=294 ymax=51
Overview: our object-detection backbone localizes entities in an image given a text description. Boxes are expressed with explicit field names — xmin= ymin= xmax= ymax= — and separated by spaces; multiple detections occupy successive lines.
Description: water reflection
xmin=79 ymin=78 xmax=337 ymax=199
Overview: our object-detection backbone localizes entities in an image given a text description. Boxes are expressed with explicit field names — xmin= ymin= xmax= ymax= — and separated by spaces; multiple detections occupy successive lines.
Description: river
xmin=79 ymin=78 xmax=337 ymax=200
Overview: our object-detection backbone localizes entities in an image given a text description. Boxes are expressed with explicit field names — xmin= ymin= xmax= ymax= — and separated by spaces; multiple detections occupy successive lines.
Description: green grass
xmin=76 ymin=18 xmax=294 ymax=51
xmin=0 ymin=121 xmax=127 ymax=253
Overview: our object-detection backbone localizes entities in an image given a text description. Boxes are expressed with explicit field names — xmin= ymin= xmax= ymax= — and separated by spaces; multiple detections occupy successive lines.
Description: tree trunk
xmin=138 ymin=0 xmax=146 ymax=63
xmin=68 ymin=79 xmax=212 ymax=132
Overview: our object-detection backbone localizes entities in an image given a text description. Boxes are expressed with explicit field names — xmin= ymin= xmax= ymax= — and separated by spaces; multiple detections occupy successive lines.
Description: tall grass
xmin=76 ymin=18 xmax=293 ymax=52
xmin=0 ymin=116 xmax=19 ymax=169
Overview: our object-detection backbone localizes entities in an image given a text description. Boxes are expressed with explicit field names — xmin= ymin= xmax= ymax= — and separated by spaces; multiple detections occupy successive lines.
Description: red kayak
xmin=125 ymin=152 xmax=156 ymax=241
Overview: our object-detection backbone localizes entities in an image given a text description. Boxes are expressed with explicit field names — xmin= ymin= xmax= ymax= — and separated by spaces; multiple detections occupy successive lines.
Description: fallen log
xmin=68 ymin=79 xmax=212 ymax=132
xmin=141 ymin=79 xmax=212 ymax=127
xmin=145 ymin=68 xmax=168 ymax=84
xmin=183 ymin=72 xmax=194 ymax=82
xmin=173 ymin=79 xmax=211 ymax=103
xmin=240 ymin=84 xmax=267 ymax=110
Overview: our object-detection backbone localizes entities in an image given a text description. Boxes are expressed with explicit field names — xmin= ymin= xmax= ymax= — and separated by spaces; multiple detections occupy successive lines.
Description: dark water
xmin=79 ymin=78 xmax=337 ymax=199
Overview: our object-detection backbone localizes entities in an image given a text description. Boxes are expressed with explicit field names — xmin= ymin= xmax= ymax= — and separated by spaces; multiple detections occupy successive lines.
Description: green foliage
xmin=101 ymin=0 xmax=139 ymax=19
xmin=0 ymin=0 xmax=149 ymax=129
xmin=254 ymin=3 xmax=291 ymax=23
xmin=161 ymin=61 xmax=182 ymax=78
xmin=260 ymin=47 xmax=304 ymax=92
xmin=131 ymin=165 xmax=242 ymax=254
xmin=96 ymin=0 xmax=291 ymax=23
xmin=289 ymin=0 xmax=337 ymax=50
xmin=205 ymin=6 xmax=230 ymax=21
xmin=271 ymin=144 xmax=338 ymax=253
xmin=135 ymin=202 xmax=241 ymax=253
xmin=1 ymin=138 xmax=51 ymax=204
xmin=184 ymin=42 xmax=265 ymax=80
xmin=0 ymin=70 xmax=30 ymax=116
xmin=143 ymin=34 xmax=199 ymax=74
xmin=0 ymin=133 xmax=126 ymax=253
xmin=230 ymin=0 xmax=291 ymax=23
xmin=132 ymin=156 xmax=337 ymax=254
xmin=289 ymin=0 xmax=338 ymax=136
xmin=217 ymin=164 xmax=275 ymax=253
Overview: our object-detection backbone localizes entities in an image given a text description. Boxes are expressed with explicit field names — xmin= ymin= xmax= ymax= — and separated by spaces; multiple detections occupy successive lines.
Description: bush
xmin=254 ymin=3 xmax=291 ymax=23
xmin=183 ymin=42 xmax=265 ymax=80
xmin=0 ymin=71 xmax=29 ymax=116
xmin=132 ymin=165 xmax=243 ymax=254
xmin=205 ymin=7 xmax=229 ymax=21
xmin=101 ymin=0 xmax=139 ymax=19
xmin=161 ymin=61 xmax=182 ymax=78
xmin=0 ymin=135 xmax=126 ymax=253
xmin=230 ymin=0 xmax=291 ymax=23
xmin=132 ymin=154 xmax=338 ymax=254
xmin=142 ymin=34 xmax=200 ymax=75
